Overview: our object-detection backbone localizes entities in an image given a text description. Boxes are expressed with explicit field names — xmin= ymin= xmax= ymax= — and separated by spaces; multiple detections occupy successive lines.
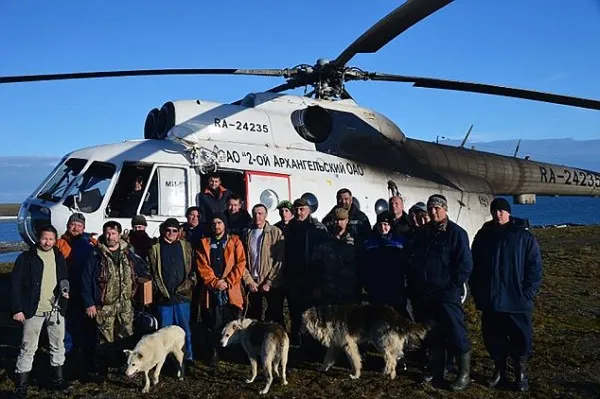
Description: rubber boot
xmin=450 ymin=351 xmax=471 ymax=391
xmin=488 ymin=357 xmax=508 ymax=388
xmin=51 ymin=365 xmax=69 ymax=390
xmin=14 ymin=372 xmax=30 ymax=399
xmin=514 ymin=357 xmax=529 ymax=392
xmin=426 ymin=347 xmax=446 ymax=387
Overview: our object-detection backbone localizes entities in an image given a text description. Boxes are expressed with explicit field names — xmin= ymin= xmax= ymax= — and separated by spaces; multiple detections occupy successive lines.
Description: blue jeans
xmin=157 ymin=302 xmax=193 ymax=360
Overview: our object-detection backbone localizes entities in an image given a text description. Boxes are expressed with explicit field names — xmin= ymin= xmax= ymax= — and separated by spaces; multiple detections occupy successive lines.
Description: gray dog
xmin=302 ymin=304 xmax=428 ymax=380
xmin=221 ymin=318 xmax=289 ymax=395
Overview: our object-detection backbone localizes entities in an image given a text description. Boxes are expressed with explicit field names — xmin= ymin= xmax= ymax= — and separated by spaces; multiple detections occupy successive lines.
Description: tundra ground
xmin=0 ymin=226 xmax=599 ymax=398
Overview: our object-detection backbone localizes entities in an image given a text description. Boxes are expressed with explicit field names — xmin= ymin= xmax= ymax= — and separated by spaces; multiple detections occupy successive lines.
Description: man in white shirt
xmin=242 ymin=204 xmax=285 ymax=325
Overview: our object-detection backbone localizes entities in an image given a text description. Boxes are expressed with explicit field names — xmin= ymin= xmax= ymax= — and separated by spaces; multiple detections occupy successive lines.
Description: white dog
xmin=124 ymin=325 xmax=186 ymax=393
xmin=221 ymin=318 xmax=289 ymax=395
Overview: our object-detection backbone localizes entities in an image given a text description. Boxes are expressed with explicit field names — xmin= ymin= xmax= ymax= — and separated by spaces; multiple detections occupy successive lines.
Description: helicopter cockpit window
xmin=36 ymin=158 xmax=87 ymax=202
xmin=63 ymin=161 xmax=116 ymax=213
xmin=107 ymin=163 xmax=153 ymax=218
xmin=141 ymin=166 xmax=188 ymax=217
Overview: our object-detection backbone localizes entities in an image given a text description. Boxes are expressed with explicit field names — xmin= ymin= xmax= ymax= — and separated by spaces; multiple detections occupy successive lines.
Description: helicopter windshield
xmin=63 ymin=161 xmax=116 ymax=213
xmin=36 ymin=158 xmax=87 ymax=202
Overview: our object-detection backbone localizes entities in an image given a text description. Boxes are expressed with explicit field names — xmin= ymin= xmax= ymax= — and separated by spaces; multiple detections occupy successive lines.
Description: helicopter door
xmin=245 ymin=171 xmax=290 ymax=224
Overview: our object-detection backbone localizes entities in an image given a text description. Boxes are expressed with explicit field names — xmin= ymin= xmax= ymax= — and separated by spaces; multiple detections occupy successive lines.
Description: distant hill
xmin=0 ymin=139 xmax=598 ymax=203
xmin=444 ymin=138 xmax=600 ymax=171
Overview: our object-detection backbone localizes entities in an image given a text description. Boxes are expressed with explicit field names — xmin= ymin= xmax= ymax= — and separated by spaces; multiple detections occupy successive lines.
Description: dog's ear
xmin=123 ymin=349 xmax=132 ymax=356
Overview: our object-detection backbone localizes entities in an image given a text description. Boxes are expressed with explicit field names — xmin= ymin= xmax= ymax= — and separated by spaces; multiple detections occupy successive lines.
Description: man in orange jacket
xmin=196 ymin=212 xmax=246 ymax=367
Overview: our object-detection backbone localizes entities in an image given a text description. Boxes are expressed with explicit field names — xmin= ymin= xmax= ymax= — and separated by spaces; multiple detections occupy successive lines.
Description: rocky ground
xmin=0 ymin=226 xmax=599 ymax=398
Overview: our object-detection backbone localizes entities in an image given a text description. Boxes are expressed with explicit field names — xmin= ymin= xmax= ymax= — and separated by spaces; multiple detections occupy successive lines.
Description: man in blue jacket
xmin=470 ymin=198 xmax=543 ymax=392
xmin=408 ymin=194 xmax=473 ymax=391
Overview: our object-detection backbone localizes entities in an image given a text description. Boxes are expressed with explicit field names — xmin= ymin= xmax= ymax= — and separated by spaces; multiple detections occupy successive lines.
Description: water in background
xmin=1 ymin=196 xmax=599 ymax=263
xmin=504 ymin=196 xmax=600 ymax=226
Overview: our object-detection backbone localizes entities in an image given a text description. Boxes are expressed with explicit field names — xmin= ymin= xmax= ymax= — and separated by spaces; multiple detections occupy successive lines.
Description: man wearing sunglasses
xmin=148 ymin=218 xmax=197 ymax=367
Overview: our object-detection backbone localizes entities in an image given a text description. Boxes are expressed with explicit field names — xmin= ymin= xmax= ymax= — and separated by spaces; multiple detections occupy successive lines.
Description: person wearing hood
xmin=148 ymin=218 xmax=197 ymax=366
xmin=362 ymin=211 xmax=409 ymax=317
xmin=81 ymin=221 xmax=140 ymax=380
xmin=195 ymin=212 xmax=246 ymax=367
xmin=322 ymin=188 xmax=371 ymax=242
xmin=470 ymin=198 xmax=543 ymax=392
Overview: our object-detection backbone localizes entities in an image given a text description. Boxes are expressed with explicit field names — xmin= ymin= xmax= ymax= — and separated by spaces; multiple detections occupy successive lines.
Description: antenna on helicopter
xmin=513 ymin=138 xmax=522 ymax=157
xmin=459 ymin=124 xmax=474 ymax=148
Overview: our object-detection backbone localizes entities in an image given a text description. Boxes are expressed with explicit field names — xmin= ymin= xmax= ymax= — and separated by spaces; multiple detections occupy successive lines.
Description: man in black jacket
xmin=470 ymin=198 xmax=543 ymax=392
xmin=408 ymin=194 xmax=473 ymax=391
xmin=11 ymin=225 xmax=70 ymax=397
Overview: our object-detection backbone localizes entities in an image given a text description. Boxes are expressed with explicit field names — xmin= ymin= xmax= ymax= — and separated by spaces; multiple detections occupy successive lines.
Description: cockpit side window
xmin=107 ymin=162 xmax=153 ymax=218
xmin=37 ymin=158 xmax=87 ymax=202
xmin=63 ymin=161 xmax=116 ymax=213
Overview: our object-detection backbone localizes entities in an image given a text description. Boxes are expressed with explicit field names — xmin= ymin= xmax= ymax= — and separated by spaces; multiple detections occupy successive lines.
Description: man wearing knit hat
xmin=362 ymin=210 xmax=409 ymax=318
xmin=128 ymin=215 xmax=152 ymax=262
xmin=470 ymin=198 xmax=542 ymax=392
xmin=148 ymin=218 xmax=197 ymax=367
xmin=196 ymin=212 xmax=246 ymax=366
xmin=408 ymin=194 xmax=473 ymax=391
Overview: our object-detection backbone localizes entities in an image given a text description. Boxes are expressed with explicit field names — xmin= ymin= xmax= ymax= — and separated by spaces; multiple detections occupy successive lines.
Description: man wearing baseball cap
xmin=408 ymin=194 xmax=473 ymax=391
xmin=470 ymin=198 xmax=542 ymax=392
xmin=284 ymin=197 xmax=328 ymax=345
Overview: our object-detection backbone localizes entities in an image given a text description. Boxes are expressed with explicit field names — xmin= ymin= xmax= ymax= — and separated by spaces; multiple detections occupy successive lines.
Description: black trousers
xmin=287 ymin=288 xmax=313 ymax=339
xmin=412 ymin=300 xmax=470 ymax=354
xmin=482 ymin=310 xmax=532 ymax=360
xmin=201 ymin=304 xmax=241 ymax=349
xmin=246 ymin=288 xmax=285 ymax=326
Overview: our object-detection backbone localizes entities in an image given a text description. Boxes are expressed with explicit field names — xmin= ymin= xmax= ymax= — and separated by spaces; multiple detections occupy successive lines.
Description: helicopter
xmin=2 ymin=0 xmax=600 ymax=245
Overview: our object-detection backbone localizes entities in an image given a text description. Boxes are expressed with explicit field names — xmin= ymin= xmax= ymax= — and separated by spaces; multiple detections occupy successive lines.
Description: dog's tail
xmin=406 ymin=321 xmax=429 ymax=341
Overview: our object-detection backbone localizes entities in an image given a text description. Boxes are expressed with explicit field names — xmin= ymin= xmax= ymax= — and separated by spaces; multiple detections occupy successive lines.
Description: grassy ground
xmin=0 ymin=203 xmax=19 ymax=217
xmin=0 ymin=226 xmax=599 ymax=398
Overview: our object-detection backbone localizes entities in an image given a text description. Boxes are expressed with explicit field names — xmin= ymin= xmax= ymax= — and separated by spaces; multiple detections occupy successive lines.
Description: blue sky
xmin=1 ymin=0 xmax=599 ymax=157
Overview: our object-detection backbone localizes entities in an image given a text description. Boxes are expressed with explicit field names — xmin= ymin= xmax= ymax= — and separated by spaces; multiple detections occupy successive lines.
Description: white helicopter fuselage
xmin=18 ymin=93 xmax=494 ymax=244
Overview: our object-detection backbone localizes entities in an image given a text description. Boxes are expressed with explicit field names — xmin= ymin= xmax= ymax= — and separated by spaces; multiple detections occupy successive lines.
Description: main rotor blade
xmin=334 ymin=0 xmax=453 ymax=66
xmin=367 ymin=73 xmax=600 ymax=111
xmin=0 ymin=68 xmax=290 ymax=84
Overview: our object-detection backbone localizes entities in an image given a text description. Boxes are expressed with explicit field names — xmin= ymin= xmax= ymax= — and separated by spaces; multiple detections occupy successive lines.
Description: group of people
xmin=9 ymin=171 xmax=543 ymax=397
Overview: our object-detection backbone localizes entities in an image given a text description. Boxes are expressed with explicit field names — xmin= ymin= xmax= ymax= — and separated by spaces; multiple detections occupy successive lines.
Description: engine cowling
xmin=291 ymin=105 xmax=333 ymax=143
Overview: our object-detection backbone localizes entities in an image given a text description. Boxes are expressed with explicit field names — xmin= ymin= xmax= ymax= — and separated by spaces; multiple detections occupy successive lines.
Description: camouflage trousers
xmin=95 ymin=300 xmax=134 ymax=344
